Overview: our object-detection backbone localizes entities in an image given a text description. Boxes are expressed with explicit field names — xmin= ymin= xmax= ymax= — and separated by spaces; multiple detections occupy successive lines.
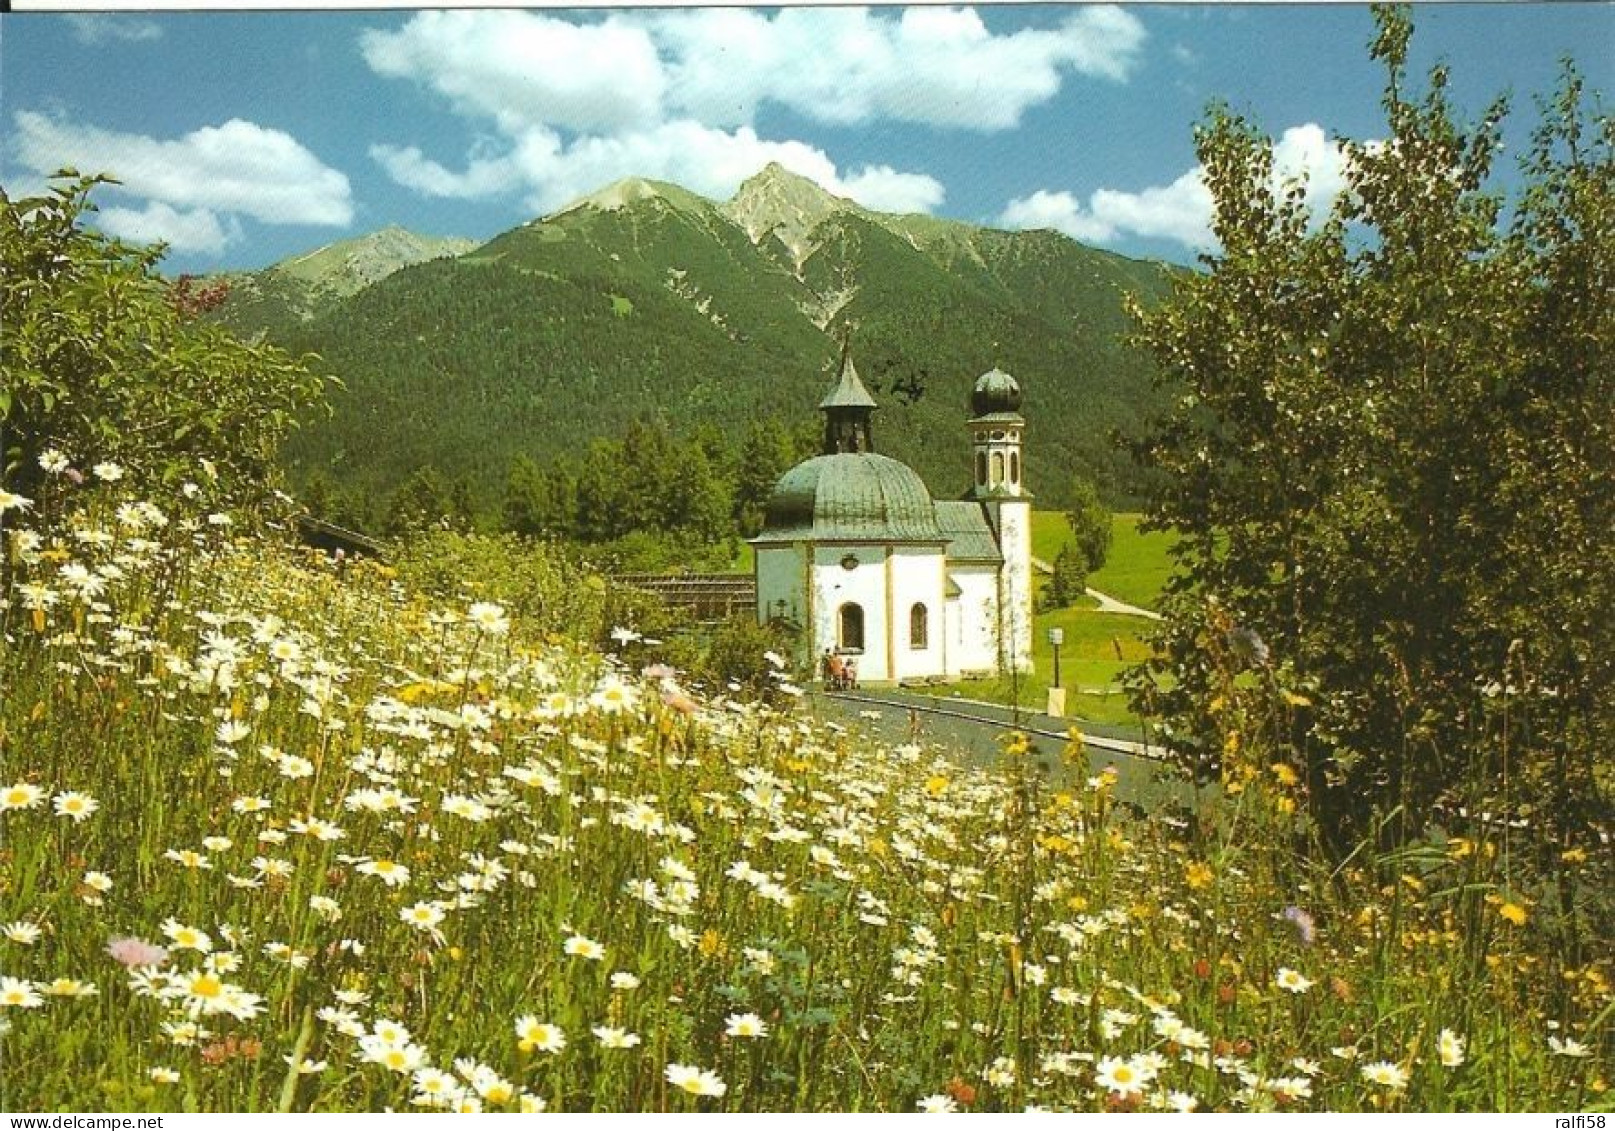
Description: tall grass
xmin=0 ymin=484 xmax=1605 ymax=1111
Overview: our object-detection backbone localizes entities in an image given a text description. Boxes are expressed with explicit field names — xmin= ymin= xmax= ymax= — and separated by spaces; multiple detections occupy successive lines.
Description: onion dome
xmin=970 ymin=367 xmax=1023 ymax=417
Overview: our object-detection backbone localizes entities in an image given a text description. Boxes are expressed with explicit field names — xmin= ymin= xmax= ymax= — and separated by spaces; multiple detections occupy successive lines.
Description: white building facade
xmin=752 ymin=356 xmax=1033 ymax=685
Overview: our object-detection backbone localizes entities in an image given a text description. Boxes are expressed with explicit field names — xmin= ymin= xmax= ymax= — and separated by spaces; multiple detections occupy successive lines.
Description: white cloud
xmin=362 ymin=7 xmax=1142 ymax=220
xmin=1000 ymin=123 xmax=1355 ymax=252
xmin=650 ymin=6 xmax=1146 ymax=131
xmin=838 ymin=165 xmax=947 ymax=215
xmin=12 ymin=111 xmax=353 ymax=231
xmin=456 ymin=120 xmax=944 ymax=218
xmin=360 ymin=12 xmax=664 ymax=135
xmin=368 ymin=143 xmax=517 ymax=201
xmin=65 ymin=15 xmax=163 ymax=45
xmin=97 ymin=201 xmax=239 ymax=255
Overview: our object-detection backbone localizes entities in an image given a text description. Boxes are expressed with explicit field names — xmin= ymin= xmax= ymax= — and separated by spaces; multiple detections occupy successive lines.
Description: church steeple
xmin=819 ymin=344 xmax=877 ymax=454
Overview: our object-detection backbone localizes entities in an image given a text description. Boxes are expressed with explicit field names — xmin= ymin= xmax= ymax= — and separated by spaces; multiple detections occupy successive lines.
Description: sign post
xmin=1046 ymin=627 xmax=1066 ymax=718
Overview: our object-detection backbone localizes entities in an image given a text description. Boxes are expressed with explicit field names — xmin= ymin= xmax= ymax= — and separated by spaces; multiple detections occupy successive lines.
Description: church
xmin=752 ymin=355 xmax=1033 ymax=685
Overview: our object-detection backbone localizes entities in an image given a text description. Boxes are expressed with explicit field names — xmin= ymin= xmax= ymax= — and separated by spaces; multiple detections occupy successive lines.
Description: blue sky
xmin=4 ymin=5 xmax=1610 ymax=273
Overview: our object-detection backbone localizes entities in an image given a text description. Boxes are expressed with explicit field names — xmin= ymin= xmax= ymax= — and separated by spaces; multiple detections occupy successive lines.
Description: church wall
xmin=949 ymin=564 xmax=1001 ymax=676
xmin=811 ymin=544 xmax=893 ymax=683
xmin=888 ymin=546 xmax=947 ymax=683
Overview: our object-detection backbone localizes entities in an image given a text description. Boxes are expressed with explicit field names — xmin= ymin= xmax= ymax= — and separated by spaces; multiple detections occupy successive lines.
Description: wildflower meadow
xmin=0 ymin=470 xmax=1607 ymax=1113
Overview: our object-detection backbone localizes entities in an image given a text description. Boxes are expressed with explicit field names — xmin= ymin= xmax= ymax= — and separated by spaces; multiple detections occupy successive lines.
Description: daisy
xmin=515 ymin=1016 xmax=566 ymax=1054
xmin=563 ymin=934 xmax=605 ymax=961
xmin=50 ymin=790 xmax=101 ymax=823
xmin=725 ymin=1012 xmax=768 ymax=1039
xmin=916 ymin=1094 xmax=957 ymax=1113
xmin=610 ymin=972 xmax=642 ymax=991
xmin=467 ymin=602 xmax=510 ymax=636
xmin=357 ymin=859 xmax=411 ymax=887
xmin=3 ymin=923 xmax=42 ymax=945
xmin=400 ymin=903 xmax=446 ymax=932
xmin=1360 ymin=1061 xmax=1409 ymax=1090
xmin=0 ymin=977 xmax=43 ymax=1008
xmin=664 ymin=1063 xmax=727 ymax=1098
xmin=1437 ymin=1029 xmax=1466 ymax=1068
xmin=592 ymin=1026 xmax=642 ymax=1049
xmin=1548 ymin=1036 xmax=1592 ymax=1058
xmin=1275 ymin=967 xmax=1314 ymax=994
xmin=149 ymin=1067 xmax=180 ymax=1085
xmin=0 ymin=783 xmax=45 ymax=812
xmin=1094 ymin=1055 xmax=1152 ymax=1099
xmin=161 ymin=919 xmax=214 ymax=954
xmin=83 ymin=872 xmax=113 ymax=894
xmin=41 ymin=978 xmax=97 ymax=998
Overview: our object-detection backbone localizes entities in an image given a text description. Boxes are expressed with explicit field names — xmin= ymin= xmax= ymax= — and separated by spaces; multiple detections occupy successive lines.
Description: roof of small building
xmin=818 ymin=353 xmax=878 ymax=410
xmin=755 ymin=453 xmax=943 ymax=544
xmin=934 ymin=500 xmax=1004 ymax=563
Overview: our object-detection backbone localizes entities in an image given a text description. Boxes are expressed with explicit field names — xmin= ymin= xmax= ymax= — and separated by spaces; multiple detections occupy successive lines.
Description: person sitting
xmin=826 ymin=652 xmax=847 ymax=690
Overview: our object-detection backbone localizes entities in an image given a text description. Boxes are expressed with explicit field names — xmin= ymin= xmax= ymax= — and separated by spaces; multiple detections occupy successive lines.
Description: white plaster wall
xmin=950 ymin=565 xmax=1000 ymax=676
xmin=995 ymin=502 xmax=1035 ymax=671
xmin=888 ymin=546 xmax=946 ymax=682
xmin=811 ymin=545 xmax=892 ymax=682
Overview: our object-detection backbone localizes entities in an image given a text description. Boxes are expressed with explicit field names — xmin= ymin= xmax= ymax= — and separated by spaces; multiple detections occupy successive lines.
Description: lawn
xmin=1031 ymin=511 xmax=1176 ymax=611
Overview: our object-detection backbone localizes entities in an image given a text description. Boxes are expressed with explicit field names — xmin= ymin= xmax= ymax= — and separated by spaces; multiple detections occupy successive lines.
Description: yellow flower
xmin=1184 ymin=861 xmax=1214 ymax=891
xmin=1270 ymin=762 xmax=1299 ymax=787
xmin=1561 ymin=846 xmax=1588 ymax=865
xmin=1498 ymin=902 xmax=1528 ymax=927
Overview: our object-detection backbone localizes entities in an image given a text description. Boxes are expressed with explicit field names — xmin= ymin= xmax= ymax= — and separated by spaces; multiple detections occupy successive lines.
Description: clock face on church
xmin=840 ymin=554 xmax=859 ymax=571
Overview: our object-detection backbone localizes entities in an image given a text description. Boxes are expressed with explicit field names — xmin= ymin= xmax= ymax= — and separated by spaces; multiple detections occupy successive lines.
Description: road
xmin=806 ymin=685 xmax=1193 ymax=807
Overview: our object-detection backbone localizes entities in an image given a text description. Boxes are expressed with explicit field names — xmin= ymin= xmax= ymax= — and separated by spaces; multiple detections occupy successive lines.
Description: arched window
xmin=975 ymin=451 xmax=987 ymax=485
xmin=991 ymin=451 xmax=1005 ymax=486
xmin=838 ymin=603 xmax=864 ymax=651
xmin=1009 ymin=451 xmax=1020 ymax=485
xmin=909 ymin=603 xmax=929 ymax=650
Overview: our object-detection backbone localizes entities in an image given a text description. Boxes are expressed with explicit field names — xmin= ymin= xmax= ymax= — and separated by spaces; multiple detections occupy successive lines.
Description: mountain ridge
xmin=210 ymin=165 xmax=1180 ymax=523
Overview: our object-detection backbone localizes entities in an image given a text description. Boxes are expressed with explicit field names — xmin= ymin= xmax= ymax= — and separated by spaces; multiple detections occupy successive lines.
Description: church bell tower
xmin=969 ymin=367 xmax=1033 ymax=673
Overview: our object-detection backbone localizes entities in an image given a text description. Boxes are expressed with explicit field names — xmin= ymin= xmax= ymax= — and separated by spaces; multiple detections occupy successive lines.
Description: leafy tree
xmin=1127 ymin=7 xmax=1611 ymax=860
xmin=1 ymin=174 xmax=325 ymax=513
xmin=1065 ymin=476 xmax=1113 ymax=573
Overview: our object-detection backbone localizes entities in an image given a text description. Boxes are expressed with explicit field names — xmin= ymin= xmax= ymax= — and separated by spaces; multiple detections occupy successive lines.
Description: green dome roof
xmin=757 ymin=453 xmax=942 ymax=543
xmin=971 ymin=367 xmax=1023 ymax=417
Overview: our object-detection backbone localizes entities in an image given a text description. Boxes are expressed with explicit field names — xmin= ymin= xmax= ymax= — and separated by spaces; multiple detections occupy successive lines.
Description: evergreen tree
xmin=1065 ymin=477 xmax=1113 ymax=573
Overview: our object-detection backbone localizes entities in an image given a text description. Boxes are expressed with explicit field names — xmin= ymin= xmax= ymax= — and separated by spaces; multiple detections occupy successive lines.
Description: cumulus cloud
xmin=649 ymin=6 xmax=1146 ymax=130
xmin=361 ymin=7 xmax=1139 ymax=217
xmin=65 ymin=15 xmax=164 ymax=45
xmin=97 ymin=201 xmax=239 ymax=256
xmin=10 ymin=111 xmax=353 ymax=255
xmin=360 ymin=12 xmax=664 ymax=136
xmin=1000 ymin=123 xmax=1355 ymax=252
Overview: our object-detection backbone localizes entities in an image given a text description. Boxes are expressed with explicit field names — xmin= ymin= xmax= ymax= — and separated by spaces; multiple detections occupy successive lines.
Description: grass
xmin=1031 ymin=511 xmax=1176 ymax=611
xmin=0 ymin=483 xmax=1606 ymax=1112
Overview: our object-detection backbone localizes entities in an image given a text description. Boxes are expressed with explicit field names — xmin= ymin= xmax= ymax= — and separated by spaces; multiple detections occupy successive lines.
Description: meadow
xmin=0 ymin=478 xmax=1606 ymax=1113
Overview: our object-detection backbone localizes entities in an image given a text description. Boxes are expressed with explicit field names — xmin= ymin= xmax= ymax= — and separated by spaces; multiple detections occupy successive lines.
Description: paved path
xmin=1029 ymin=556 xmax=1163 ymax=621
xmin=1084 ymin=586 xmax=1164 ymax=621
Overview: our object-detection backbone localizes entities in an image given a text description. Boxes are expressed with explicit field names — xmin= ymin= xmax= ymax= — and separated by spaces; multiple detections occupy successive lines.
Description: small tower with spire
xmin=819 ymin=341 xmax=877 ymax=454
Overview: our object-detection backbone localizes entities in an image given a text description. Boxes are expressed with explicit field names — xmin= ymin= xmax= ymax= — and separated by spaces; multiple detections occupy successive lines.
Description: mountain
xmin=214 ymin=226 xmax=477 ymax=335
xmin=212 ymin=164 xmax=1179 ymax=519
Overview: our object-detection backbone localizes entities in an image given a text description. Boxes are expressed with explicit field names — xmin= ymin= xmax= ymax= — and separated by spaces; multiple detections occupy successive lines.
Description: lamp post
xmin=1046 ymin=627 xmax=1066 ymax=719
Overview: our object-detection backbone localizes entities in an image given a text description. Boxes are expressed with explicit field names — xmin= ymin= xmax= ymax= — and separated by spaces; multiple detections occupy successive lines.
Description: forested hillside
xmin=213 ymin=165 xmax=1176 ymax=530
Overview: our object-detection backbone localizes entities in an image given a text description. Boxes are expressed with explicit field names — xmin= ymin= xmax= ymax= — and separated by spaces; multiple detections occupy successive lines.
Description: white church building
xmin=752 ymin=355 xmax=1033 ymax=685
